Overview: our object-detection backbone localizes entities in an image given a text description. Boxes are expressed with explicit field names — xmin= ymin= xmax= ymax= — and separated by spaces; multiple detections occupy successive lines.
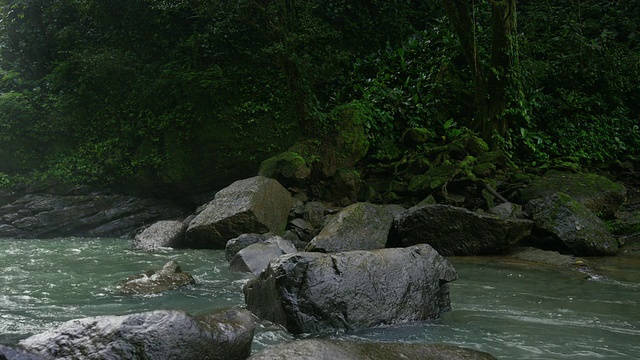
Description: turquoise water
xmin=1 ymin=238 xmax=639 ymax=359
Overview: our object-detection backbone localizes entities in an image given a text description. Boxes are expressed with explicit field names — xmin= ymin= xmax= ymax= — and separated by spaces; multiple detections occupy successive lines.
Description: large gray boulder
xmin=116 ymin=260 xmax=196 ymax=295
xmin=19 ymin=308 xmax=255 ymax=360
xmin=243 ymin=244 xmax=457 ymax=334
xmin=525 ymin=192 xmax=618 ymax=255
xmin=305 ymin=203 xmax=405 ymax=253
xmin=247 ymin=339 xmax=496 ymax=360
xmin=519 ymin=170 xmax=626 ymax=218
xmin=389 ymin=204 xmax=533 ymax=256
xmin=229 ymin=236 xmax=297 ymax=275
xmin=185 ymin=176 xmax=294 ymax=249
xmin=133 ymin=220 xmax=187 ymax=250
xmin=0 ymin=192 xmax=189 ymax=239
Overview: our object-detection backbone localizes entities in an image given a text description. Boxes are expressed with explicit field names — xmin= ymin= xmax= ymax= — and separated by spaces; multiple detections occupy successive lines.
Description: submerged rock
xmin=509 ymin=247 xmax=579 ymax=267
xmin=305 ymin=202 xmax=405 ymax=253
xmin=243 ymin=244 xmax=457 ymax=334
xmin=117 ymin=260 xmax=195 ymax=295
xmin=185 ymin=176 xmax=294 ymax=249
xmin=247 ymin=339 xmax=497 ymax=360
xmin=389 ymin=204 xmax=533 ymax=256
xmin=19 ymin=308 xmax=255 ymax=360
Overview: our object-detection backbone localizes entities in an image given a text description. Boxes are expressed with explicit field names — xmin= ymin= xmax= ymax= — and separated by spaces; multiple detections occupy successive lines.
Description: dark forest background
xmin=1 ymin=0 xmax=638 ymax=195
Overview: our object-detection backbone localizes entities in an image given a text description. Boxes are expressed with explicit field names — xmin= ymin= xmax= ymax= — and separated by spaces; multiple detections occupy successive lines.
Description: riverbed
xmin=1 ymin=238 xmax=638 ymax=359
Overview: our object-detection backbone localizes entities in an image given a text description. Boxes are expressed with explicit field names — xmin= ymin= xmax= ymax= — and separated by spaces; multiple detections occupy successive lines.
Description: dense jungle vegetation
xmin=0 ymin=0 xmax=638 ymax=196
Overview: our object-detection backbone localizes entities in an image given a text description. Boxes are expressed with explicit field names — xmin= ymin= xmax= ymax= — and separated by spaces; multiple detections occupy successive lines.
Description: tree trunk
xmin=441 ymin=0 xmax=518 ymax=147
xmin=484 ymin=0 xmax=517 ymax=142
xmin=440 ymin=0 xmax=488 ymax=128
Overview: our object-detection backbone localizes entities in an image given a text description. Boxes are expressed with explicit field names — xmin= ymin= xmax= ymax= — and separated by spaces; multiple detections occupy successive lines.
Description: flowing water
xmin=1 ymin=237 xmax=639 ymax=359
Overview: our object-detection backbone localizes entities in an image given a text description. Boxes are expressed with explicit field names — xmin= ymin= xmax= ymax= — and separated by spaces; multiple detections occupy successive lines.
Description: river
xmin=1 ymin=238 xmax=638 ymax=359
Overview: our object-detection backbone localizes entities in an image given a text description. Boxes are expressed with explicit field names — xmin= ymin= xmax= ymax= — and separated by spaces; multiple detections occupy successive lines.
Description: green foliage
xmin=0 ymin=0 xmax=638 ymax=193
xmin=517 ymin=0 xmax=640 ymax=162
xmin=342 ymin=0 xmax=640 ymax=164
xmin=334 ymin=18 xmax=475 ymax=159
xmin=0 ymin=91 xmax=46 ymax=173
xmin=0 ymin=0 xmax=432 ymax=191
xmin=0 ymin=172 xmax=9 ymax=188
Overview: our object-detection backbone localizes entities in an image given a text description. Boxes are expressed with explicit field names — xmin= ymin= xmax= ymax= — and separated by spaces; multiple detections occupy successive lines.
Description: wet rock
xmin=519 ymin=170 xmax=626 ymax=218
xmin=303 ymin=201 xmax=326 ymax=228
xmin=117 ymin=260 xmax=195 ymax=295
xmin=185 ymin=176 xmax=294 ymax=249
xmin=415 ymin=194 xmax=437 ymax=207
xmin=288 ymin=218 xmax=317 ymax=242
xmin=0 ymin=192 xmax=189 ymax=239
xmin=489 ymin=202 xmax=523 ymax=218
xmin=19 ymin=308 xmax=255 ymax=360
xmin=0 ymin=345 xmax=47 ymax=360
xmin=610 ymin=188 xmax=640 ymax=256
xmin=225 ymin=233 xmax=267 ymax=261
xmin=196 ymin=308 xmax=256 ymax=360
xmin=509 ymin=247 xmax=579 ymax=267
xmin=525 ymin=192 xmax=618 ymax=256
xmin=327 ymin=168 xmax=362 ymax=206
xmin=133 ymin=220 xmax=187 ymax=250
xmin=243 ymin=244 xmax=457 ymax=334
xmin=389 ymin=204 xmax=533 ymax=256
xmin=305 ymin=203 xmax=405 ymax=253
xmin=229 ymin=236 xmax=296 ymax=275
xmin=247 ymin=339 xmax=496 ymax=360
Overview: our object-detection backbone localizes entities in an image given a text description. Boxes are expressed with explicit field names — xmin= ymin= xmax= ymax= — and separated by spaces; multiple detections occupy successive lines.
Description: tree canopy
xmin=0 ymin=0 xmax=638 ymax=194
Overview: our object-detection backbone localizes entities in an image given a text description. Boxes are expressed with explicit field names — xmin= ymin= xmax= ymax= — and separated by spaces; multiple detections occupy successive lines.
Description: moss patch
xmin=259 ymin=151 xmax=311 ymax=186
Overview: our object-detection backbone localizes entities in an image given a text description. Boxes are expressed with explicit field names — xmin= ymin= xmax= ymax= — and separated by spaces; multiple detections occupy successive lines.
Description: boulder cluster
xmin=1 ymin=167 xmax=631 ymax=359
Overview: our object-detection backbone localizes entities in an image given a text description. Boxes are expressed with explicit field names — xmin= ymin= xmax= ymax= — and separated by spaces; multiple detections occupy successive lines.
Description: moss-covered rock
xmin=407 ymin=175 xmax=430 ymax=192
xmin=424 ymin=163 xmax=460 ymax=190
xmin=401 ymin=127 xmax=435 ymax=148
xmin=331 ymin=102 xmax=371 ymax=164
xmin=291 ymin=101 xmax=370 ymax=179
xmin=258 ymin=151 xmax=311 ymax=187
xmin=327 ymin=168 xmax=362 ymax=206
xmin=609 ymin=189 xmax=640 ymax=255
xmin=519 ymin=170 xmax=626 ymax=219
xmin=446 ymin=130 xmax=489 ymax=159
xmin=525 ymin=192 xmax=618 ymax=256
xmin=305 ymin=202 xmax=405 ymax=253
xmin=472 ymin=161 xmax=496 ymax=177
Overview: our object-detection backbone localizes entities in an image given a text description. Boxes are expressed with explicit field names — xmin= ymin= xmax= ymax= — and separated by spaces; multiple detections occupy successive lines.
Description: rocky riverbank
xmin=1 ymin=153 xmax=638 ymax=359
